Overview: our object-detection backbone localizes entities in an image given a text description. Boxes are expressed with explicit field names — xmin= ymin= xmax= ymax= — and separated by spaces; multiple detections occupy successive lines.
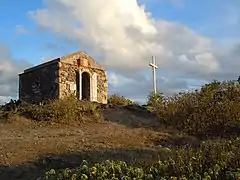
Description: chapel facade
xmin=18 ymin=51 xmax=108 ymax=104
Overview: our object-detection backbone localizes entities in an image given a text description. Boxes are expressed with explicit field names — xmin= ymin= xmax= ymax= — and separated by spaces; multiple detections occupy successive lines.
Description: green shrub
xmin=43 ymin=138 xmax=240 ymax=180
xmin=146 ymin=91 xmax=165 ymax=112
xmin=108 ymin=94 xmax=133 ymax=106
xmin=0 ymin=110 xmax=18 ymax=123
xmin=153 ymin=80 xmax=240 ymax=138
xmin=23 ymin=96 xmax=102 ymax=124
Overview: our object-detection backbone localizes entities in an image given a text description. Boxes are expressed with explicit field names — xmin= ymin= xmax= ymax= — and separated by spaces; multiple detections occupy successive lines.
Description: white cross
xmin=149 ymin=56 xmax=158 ymax=94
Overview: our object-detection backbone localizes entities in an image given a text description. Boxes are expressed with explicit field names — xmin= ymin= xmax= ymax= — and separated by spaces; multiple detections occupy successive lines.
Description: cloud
xmin=28 ymin=0 xmax=240 ymax=101
xmin=0 ymin=96 xmax=12 ymax=104
xmin=29 ymin=0 xmax=219 ymax=71
xmin=15 ymin=25 xmax=29 ymax=34
xmin=108 ymin=71 xmax=189 ymax=102
xmin=0 ymin=44 xmax=31 ymax=104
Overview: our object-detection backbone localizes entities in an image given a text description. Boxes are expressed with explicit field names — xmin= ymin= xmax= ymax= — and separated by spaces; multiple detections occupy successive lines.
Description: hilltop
xmin=1 ymin=81 xmax=240 ymax=179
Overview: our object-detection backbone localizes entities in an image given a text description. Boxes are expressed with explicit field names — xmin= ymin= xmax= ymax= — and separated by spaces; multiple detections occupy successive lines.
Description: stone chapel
xmin=18 ymin=51 xmax=108 ymax=104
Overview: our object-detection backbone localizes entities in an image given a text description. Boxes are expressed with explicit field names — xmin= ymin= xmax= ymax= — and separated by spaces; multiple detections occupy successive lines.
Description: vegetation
xmin=1 ymin=94 xmax=135 ymax=124
xmin=2 ymin=79 xmax=240 ymax=179
xmin=146 ymin=91 xmax=165 ymax=112
xmin=43 ymin=138 xmax=240 ymax=179
xmin=0 ymin=95 xmax=102 ymax=124
xmin=108 ymin=94 xmax=133 ymax=106
xmin=148 ymin=80 xmax=240 ymax=138
xmin=39 ymin=80 xmax=240 ymax=179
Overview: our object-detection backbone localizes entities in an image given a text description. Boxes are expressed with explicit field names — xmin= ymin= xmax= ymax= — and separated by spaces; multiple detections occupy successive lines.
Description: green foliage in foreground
xmin=43 ymin=138 xmax=240 ymax=180
xmin=147 ymin=80 xmax=240 ymax=138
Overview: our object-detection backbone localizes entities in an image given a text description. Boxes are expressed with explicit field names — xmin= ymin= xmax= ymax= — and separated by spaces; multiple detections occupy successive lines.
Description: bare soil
xmin=0 ymin=106 xmax=198 ymax=180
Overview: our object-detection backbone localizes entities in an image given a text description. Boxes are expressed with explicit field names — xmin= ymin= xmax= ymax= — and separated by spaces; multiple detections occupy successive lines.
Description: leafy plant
xmin=108 ymin=94 xmax=133 ymax=106
xmin=42 ymin=138 xmax=240 ymax=180
xmin=22 ymin=96 xmax=102 ymax=124
xmin=152 ymin=80 xmax=240 ymax=138
xmin=146 ymin=91 xmax=165 ymax=112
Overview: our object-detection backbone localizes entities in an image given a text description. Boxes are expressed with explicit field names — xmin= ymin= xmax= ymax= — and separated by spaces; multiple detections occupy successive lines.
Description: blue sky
xmin=1 ymin=0 xmax=70 ymax=64
xmin=1 ymin=0 xmax=239 ymax=62
xmin=0 ymin=0 xmax=240 ymax=103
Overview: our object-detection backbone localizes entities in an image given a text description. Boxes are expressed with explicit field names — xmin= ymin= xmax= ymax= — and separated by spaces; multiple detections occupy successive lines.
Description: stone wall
xmin=58 ymin=61 xmax=108 ymax=104
xmin=18 ymin=50 xmax=108 ymax=104
xmin=19 ymin=62 xmax=59 ymax=103
xmin=58 ymin=62 xmax=78 ymax=98
xmin=60 ymin=51 xmax=103 ymax=69
xmin=94 ymin=69 xmax=108 ymax=103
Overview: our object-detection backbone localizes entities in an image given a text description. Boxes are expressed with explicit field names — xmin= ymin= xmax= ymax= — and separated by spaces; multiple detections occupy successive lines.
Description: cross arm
xmin=149 ymin=63 xmax=158 ymax=69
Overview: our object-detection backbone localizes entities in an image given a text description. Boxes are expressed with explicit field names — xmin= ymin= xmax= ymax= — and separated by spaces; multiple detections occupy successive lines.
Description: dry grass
xmin=107 ymin=94 xmax=133 ymax=105
xmin=0 ymin=121 xmax=158 ymax=164
xmin=18 ymin=96 xmax=102 ymax=124
xmin=2 ymin=80 xmax=240 ymax=179
xmin=0 ymin=103 xmax=173 ymax=180
xmin=149 ymin=80 xmax=240 ymax=138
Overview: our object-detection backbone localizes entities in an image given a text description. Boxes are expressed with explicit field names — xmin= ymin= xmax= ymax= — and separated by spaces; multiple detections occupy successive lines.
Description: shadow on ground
xmin=0 ymin=147 xmax=173 ymax=180
xmin=102 ymin=105 xmax=161 ymax=130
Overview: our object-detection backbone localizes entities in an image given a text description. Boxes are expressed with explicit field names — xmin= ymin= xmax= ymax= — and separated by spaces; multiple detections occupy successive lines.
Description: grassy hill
xmin=1 ymin=80 xmax=240 ymax=179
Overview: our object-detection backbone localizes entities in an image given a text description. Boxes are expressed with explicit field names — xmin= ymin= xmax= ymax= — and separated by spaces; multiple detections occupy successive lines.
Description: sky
xmin=0 ymin=0 xmax=240 ymax=104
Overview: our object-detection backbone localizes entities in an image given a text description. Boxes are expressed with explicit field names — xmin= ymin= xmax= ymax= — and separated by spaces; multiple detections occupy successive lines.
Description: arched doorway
xmin=81 ymin=72 xmax=90 ymax=100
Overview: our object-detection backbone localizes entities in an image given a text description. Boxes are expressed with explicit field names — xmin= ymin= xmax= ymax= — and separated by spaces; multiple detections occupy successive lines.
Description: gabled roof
xmin=19 ymin=50 xmax=105 ymax=75
xmin=20 ymin=58 xmax=60 ymax=74
xmin=60 ymin=50 xmax=104 ymax=70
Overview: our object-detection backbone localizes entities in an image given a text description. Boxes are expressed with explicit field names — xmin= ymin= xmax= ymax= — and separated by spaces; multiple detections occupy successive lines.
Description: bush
xmin=108 ymin=94 xmax=133 ymax=106
xmin=0 ymin=110 xmax=18 ymax=123
xmin=23 ymin=96 xmax=102 ymax=124
xmin=153 ymin=80 xmax=240 ymax=138
xmin=43 ymin=138 xmax=240 ymax=180
xmin=146 ymin=91 xmax=165 ymax=112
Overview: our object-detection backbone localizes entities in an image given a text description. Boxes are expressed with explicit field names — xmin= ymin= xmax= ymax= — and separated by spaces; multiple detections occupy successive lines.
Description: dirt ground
xmin=0 ymin=106 xmax=197 ymax=180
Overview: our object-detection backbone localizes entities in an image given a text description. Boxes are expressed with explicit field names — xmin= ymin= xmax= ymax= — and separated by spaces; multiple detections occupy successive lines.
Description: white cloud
xmin=15 ymin=25 xmax=29 ymax=34
xmin=27 ymin=0 xmax=240 ymax=100
xmin=0 ymin=96 xmax=12 ymax=105
xmin=0 ymin=44 xmax=31 ymax=104
xmin=108 ymin=72 xmax=136 ymax=88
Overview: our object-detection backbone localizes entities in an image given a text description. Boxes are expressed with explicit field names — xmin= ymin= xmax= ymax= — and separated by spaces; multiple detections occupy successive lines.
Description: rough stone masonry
xmin=18 ymin=51 xmax=108 ymax=104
